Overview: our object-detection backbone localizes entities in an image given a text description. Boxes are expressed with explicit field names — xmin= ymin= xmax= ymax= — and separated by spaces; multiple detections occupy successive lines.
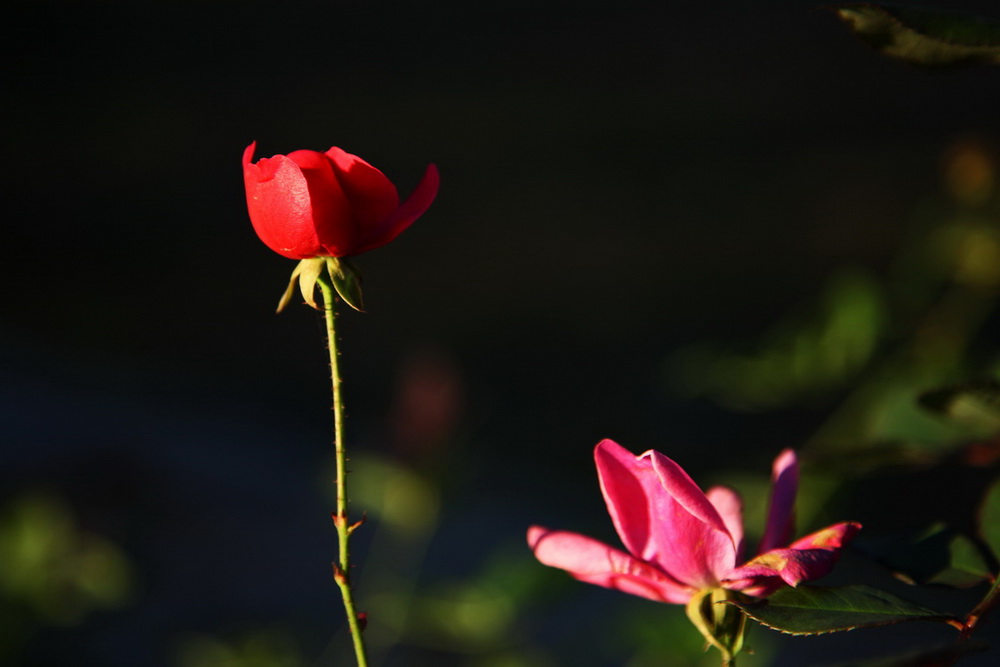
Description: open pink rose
xmin=243 ymin=142 xmax=439 ymax=259
xmin=528 ymin=440 xmax=860 ymax=603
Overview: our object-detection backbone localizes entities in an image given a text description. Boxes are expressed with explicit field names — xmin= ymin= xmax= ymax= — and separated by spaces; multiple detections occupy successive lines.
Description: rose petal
xmin=788 ymin=521 xmax=861 ymax=551
xmin=707 ymin=486 xmax=744 ymax=563
xmin=725 ymin=547 xmax=836 ymax=589
xmin=354 ymin=163 xmax=440 ymax=254
xmin=284 ymin=149 xmax=355 ymax=256
xmin=324 ymin=147 xmax=399 ymax=228
xmin=243 ymin=145 xmax=324 ymax=259
xmin=527 ymin=526 xmax=693 ymax=604
xmin=594 ymin=439 xmax=655 ymax=560
xmin=594 ymin=440 xmax=738 ymax=588
xmin=724 ymin=521 xmax=861 ymax=595
xmin=759 ymin=449 xmax=798 ymax=554
xmin=646 ymin=451 xmax=739 ymax=587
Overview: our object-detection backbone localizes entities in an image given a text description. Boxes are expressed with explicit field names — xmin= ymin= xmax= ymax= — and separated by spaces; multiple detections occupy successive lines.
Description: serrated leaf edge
xmin=729 ymin=586 xmax=958 ymax=636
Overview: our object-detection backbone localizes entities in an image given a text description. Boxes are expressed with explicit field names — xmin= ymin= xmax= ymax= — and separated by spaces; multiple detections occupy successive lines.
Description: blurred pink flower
xmin=528 ymin=439 xmax=859 ymax=603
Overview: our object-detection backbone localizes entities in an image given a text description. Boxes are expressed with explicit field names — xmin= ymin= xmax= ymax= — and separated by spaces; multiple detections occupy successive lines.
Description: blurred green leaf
xmin=920 ymin=379 xmax=1000 ymax=432
xmin=835 ymin=4 xmax=1000 ymax=66
xmin=980 ymin=477 xmax=1000 ymax=561
xmin=854 ymin=524 xmax=992 ymax=587
xmin=854 ymin=524 xmax=951 ymax=584
xmin=731 ymin=585 xmax=955 ymax=635
xmin=934 ymin=534 xmax=994 ymax=587
xmin=174 ymin=630 xmax=300 ymax=667
xmin=824 ymin=640 xmax=988 ymax=666
xmin=0 ymin=493 xmax=133 ymax=625
xmin=668 ymin=269 xmax=883 ymax=410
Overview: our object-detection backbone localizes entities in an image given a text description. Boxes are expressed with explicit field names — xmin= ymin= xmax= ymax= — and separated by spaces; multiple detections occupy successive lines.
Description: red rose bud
xmin=243 ymin=142 xmax=439 ymax=259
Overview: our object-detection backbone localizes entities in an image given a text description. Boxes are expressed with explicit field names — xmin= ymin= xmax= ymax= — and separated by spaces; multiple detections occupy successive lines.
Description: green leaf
xmin=854 ymin=524 xmax=953 ymax=584
xmin=730 ymin=585 xmax=956 ymax=635
xmin=919 ymin=379 xmax=1000 ymax=431
xmin=980 ymin=477 xmax=1000 ymax=561
xmin=834 ymin=4 xmax=1000 ymax=66
xmin=326 ymin=257 xmax=366 ymax=313
xmin=929 ymin=534 xmax=993 ymax=587
xmin=856 ymin=524 xmax=992 ymax=587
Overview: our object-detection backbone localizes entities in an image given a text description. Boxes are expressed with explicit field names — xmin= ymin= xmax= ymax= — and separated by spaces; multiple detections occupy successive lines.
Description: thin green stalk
xmin=961 ymin=575 xmax=1000 ymax=640
xmin=318 ymin=277 xmax=369 ymax=667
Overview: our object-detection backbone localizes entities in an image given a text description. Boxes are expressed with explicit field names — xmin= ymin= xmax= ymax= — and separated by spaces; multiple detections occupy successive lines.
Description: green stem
xmin=318 ymin=277 xmax=369 ymax=667
xmin=961 ymin=575 xmax=1000 ymax=640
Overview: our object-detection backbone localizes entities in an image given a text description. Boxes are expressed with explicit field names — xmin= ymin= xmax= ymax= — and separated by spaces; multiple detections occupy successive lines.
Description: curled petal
xmin=354 ymin=163 xmax=440 ymax=255
xmin=244 ymin=144 xmax=324 ymax=259
xmin=528 ymin=526 xmax=694 ymax=604
xmin=242 ymin=141 xmax=257 ymax=168
xmin=726 ymin=549 xmax=826 ymax=587
xmin=788 ymin=521 xmax=861 ymax=551
xmin=647 ymin=450 xmax=738 ymax=587
xmin=723 ymin=522 xmax=861 ymax=596
xmin=322 ymin=147 xmax=399 ymax=229
xmin=594 ymin=440 xmax=737 ymax=588
xmin=594 ymin=439 xmax=656 ymax=560
xmin=758 ymin=449 xmax=798 ymax=555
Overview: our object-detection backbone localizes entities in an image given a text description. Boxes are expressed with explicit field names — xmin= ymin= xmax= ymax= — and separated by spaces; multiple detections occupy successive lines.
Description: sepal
xmin=327 ymin=257 xmax=366 ymax=313
xmin=274 ymin=257 xmax=367 ymax=313
xmin=275 ymin=258 xmax=326 ymax=312
xmin=685 ymin=588 xmax=747 ymax=665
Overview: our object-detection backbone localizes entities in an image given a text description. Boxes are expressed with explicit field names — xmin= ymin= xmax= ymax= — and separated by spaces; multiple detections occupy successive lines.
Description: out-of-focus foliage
xmin=921 ymin=379 xmax=1000 ymax=434
xmin=669 ymin=141 xmax=1000 ymax=464
xmin=620 ymin=602 xmax=778 ymax=666
xmin=0 ymin=492 xmax=132 ymax=623
xmin=660 ymin=141 xmax=1000 ymax=664
xmin=668 ymin=269 xmax=884 ymax=411
xmin=834 ymin=4 xmax=1000 ymax=66
xmin=347 ymin=453 xmax=554 ymax=664
xmin=855 ymin=523 xmax=992 ymax=588
xmin=324 ymin=350 xmax=564 ymax=664
xmin=0 ymin=492 xmax=133 ymax=662
xmin=979 ymin=479 xmax=1000 ymax=567
xmin=842 ymin=641 xmax=990 ymax=667
xmin=174 ymin=629 xmax=301 ymax=667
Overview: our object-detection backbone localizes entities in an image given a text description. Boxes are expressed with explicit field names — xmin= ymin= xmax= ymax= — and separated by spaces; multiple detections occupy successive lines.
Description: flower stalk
xmin=318 ymin=275 xmax=369 ymax=667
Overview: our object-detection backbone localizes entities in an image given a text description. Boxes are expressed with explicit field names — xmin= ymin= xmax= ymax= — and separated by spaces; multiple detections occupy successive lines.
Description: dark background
xmin=4 ymin=1 xmax=1000 ymax=665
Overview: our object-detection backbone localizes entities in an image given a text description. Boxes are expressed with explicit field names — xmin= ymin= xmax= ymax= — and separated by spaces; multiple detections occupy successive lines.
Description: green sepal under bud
xmin=685 ymin=588 xmax=747 ymax=665
xmin=275 ymin=257 xmax=367 ymax=313
xmin=326 ymin=256 xmax=366 ymax=313
xmin=276 ymin=258 xmax=325 ymax=313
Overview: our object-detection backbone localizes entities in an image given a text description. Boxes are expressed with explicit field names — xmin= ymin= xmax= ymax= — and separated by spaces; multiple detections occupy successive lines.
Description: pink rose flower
xmin=528 ymin=439 xmax=860 ymax=603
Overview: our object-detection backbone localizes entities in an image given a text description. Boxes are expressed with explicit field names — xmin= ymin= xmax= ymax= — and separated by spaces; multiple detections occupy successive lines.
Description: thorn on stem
xmin=348 ymin=512 xmax=367 ymax=535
